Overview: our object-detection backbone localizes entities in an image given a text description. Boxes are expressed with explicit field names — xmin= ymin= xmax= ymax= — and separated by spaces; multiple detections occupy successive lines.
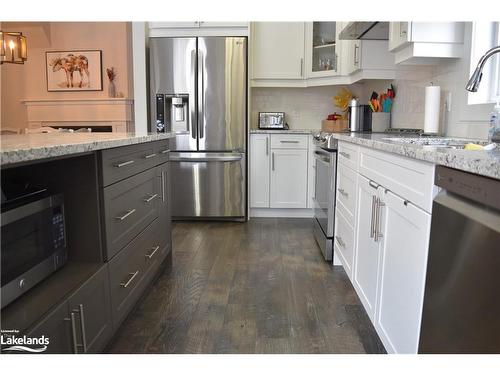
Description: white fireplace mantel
xmin=22 ymin=98 xmax=135 ymax=132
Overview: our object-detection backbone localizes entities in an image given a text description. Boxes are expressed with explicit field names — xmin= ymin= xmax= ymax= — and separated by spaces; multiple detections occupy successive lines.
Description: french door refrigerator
xmin=149 ymin=37 xmax=247 ymax=220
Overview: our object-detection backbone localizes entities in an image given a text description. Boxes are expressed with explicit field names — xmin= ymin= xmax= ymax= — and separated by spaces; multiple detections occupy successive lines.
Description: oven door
xmin=313 ymin=148 xmax=336 ymax=238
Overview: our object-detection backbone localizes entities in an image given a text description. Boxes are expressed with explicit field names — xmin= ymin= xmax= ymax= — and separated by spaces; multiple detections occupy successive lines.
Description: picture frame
xmin=46 ymin=50 xmax=103 ymax=92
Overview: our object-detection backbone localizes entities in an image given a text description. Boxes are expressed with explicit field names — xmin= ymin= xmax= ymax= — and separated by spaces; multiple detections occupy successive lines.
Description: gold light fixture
xmin=0 ymin=31 xmax=27 ymax=64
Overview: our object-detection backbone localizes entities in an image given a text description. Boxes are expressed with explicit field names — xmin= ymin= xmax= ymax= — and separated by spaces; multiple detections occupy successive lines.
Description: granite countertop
xmin=330 ymin=132 xmax=500 ymax=180
xmin=250 ymin=128 xmax=318 ymax=134
xmin=1 ymin=132 xmax=174 ymax=166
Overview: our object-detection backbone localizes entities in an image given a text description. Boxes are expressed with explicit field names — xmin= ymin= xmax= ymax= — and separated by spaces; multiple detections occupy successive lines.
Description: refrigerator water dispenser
xmin=155 ymin=94 xmax=190 ymax=133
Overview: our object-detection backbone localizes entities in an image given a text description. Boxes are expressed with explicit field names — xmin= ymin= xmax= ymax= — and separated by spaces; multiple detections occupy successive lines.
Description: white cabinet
xmin=148 ymin=22 xmax=248 ymax=37
xmin=251 ymin=22 xmax=305 ymax=80
xmin=197 ymin=22 xmax=248 ymax=28
xmin=375 ymin=190 xmax=431 ymax=354
xmin=304 ymin=22 xmax=339 ymax=79
xmin=334 ymin=142 xmax=359 ymax=280
xmin=334 ymin=208 xmax=355 ymax=277
xmin=337 ymin=140 xmax=435 ymax=353
xmin=353 ymin=175 xmax=382 ymax=321
xmin=342 ymin=39 xmax=395 ymax=76
xmin=149 ymin=21 xmax=248 ymax=29
xmin=250 ymin=133 xmax=310 ymax=211
xmin=148 ymin=22 xmax=199 ymax=29
xmin=388 ymin=22 xmax=411 ymax=51
xmin=251 ymin=22 xmax=395 ymax=87
xmin=250 ymin=134 xmax=271 ymax=208
xmin=388 ymin=22 xmax=464 ymax=64
xmin=270 ymin=148 xmax=308 ymax=209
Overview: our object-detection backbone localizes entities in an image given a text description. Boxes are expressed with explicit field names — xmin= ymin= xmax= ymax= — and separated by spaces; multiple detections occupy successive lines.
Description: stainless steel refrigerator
xmin=149 ymin=37 xmax=247 ymax=220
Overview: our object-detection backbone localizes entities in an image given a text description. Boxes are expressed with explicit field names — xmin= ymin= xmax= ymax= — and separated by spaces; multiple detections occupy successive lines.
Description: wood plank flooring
xmin=106 ymin=218 xmax=385 ymax=354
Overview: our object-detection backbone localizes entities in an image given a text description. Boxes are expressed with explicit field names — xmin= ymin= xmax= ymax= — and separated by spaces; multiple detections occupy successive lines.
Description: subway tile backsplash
xmin=251 ymin=85 xmax=363 ymax=130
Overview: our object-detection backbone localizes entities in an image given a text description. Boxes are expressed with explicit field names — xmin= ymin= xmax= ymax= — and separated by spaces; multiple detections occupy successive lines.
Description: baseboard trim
xmin=250 ymin=208 xmax=314 ymax=218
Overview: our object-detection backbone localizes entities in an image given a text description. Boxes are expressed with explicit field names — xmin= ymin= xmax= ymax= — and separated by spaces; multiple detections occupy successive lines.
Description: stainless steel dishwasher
xmin=419 ymin=166 xmax=500 ymax=353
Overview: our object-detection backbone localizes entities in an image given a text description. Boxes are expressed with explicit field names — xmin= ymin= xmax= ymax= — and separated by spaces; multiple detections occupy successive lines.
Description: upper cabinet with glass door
xmin=305 ymin=22 xmax=340 ymax=78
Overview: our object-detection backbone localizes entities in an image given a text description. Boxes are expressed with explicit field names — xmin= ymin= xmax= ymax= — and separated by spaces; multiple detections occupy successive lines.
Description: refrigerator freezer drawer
xmin=170 ymin=152 xmax=246 ymax=219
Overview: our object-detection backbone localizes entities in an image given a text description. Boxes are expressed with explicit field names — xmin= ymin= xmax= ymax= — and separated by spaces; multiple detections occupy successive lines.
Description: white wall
xmin=132 ymin=22 xmax=148 ymax=134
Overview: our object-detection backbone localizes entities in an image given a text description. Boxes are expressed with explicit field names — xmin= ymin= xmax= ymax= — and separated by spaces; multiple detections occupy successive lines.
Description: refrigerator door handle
xmin=170 ymin=153 xmax=243 ymax=162
xmin=198 ymin=50 xmax=205 ymax=140
xmin=190 ymin=49 xmax=197 ymax=140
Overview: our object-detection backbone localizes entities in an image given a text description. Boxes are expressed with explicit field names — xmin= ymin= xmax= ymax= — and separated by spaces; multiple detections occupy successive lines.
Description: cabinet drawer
xmin=99 ymin=141 xmax=165 ymax=187
xmin=358 ymin=146 xmax=435 ymax=212
xmin=334 ymin=209 xmax=355 ymax=278
xmin=108 ymin=218 xmax=161 ymax=327
xmin=338 ymin=142 xmax=359 ymax=170
xmin=67 ymin=266 xmax=112 ymax=354
xmin=336 ymin=163 xmax=357 ymax=224
xmin=270 ymin=134 xmax=308 ymax=149
xmin=155 ymin=140 xmax=170 ymax=164
xmin=102 ymin=166 xmax=160 ymax=260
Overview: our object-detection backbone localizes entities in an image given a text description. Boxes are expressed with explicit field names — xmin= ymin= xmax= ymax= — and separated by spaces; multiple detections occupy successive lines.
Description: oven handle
xmin=1 ymin=194 xmax=62 ymax=226
xmin=314 ymin=151 xmax=331 ymax=164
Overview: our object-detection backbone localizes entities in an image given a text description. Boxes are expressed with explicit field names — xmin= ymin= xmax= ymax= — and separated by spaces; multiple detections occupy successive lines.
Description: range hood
xmin=338 ymin=22 xmax=389 ymax=40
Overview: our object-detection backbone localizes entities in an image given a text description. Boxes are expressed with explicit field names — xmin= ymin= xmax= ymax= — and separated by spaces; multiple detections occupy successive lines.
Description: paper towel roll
xmin=424 ymin=85 xmax=441 ymax=134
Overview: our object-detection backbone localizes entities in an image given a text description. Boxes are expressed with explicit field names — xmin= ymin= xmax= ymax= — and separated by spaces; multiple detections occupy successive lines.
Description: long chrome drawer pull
xmin=120 ymin=271 xmax=139 ymax=288
xmin=144 ymin=194 xmax=158 ymax=203
xmin=115 ymin=160 xmax=135 ymax=168
xmin=144 ymin=153 xmax=158 ymax=159
xmin=70 ymin=312 xmax=79 ymax=354
xmin=115 ymin=209 xmax=136 ymax=221
xmin=74 ymin=304 xmax=88 ymax=353
xmin=368 ymin=180 xmax=379 ymax=189
xmin=375 ymin=198 xmax=385 ymax=242
xmin=339 ymin=151 xmax=351 ymax=159
xmin=280 ymin=140 xmax=300 ymax=143
xmin=145 ymin=245 xmax=160 ymax=259
xmin=335 ymin=235 xmax=346 ymax=248
xmin=161 ymin=172 xmax=166 ymax=202
xmin=370 ymin=195 xmax=376 ymax=238
xmin=161 ymin=149 xmax=170 ymax=154
xmin=338 ymin=188 xmax=348 ymax=197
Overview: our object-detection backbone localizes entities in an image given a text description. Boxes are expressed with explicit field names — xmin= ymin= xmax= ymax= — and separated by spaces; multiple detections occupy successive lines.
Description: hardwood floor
xmin=106 ymin=218 xmax=385 ymax=354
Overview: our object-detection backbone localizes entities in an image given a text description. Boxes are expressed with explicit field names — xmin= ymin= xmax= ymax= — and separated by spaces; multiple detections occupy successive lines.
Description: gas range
xmin=312 ymin=131 xmax=339 ymax=151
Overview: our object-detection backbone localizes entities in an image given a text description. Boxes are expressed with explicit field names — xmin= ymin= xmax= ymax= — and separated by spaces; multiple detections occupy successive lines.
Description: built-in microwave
xmin=1 ymin=193 xmax=68 ymax=308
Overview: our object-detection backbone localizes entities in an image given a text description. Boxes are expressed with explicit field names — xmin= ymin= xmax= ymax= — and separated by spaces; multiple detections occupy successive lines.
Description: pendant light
xmin=0 ymin=31 xmax=28 ymax=64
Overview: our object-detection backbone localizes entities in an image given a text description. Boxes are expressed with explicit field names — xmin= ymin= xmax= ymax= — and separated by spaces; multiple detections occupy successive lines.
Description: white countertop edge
xmin=330 ymin=133 xmax=500 ymax=180
xmin=1 ymin=133 xmax=174 ymax=166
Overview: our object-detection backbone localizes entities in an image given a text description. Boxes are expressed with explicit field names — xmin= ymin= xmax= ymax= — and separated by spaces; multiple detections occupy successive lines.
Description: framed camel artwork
xmin=46 ymin=50 xmax=103 ymax=91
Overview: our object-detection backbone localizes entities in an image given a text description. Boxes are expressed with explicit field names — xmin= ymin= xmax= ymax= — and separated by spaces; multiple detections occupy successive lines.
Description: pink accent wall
xmin=1 ymin=22 xmax=133 ymax=131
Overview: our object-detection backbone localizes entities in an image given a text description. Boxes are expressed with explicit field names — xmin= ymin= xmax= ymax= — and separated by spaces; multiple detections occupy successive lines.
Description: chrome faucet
xmin=466 ymin=45 xmax=500 ymax=92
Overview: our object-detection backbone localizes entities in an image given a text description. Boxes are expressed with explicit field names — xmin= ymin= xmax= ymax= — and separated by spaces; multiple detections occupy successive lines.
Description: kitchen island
xmin=0 ymin=132 xmax=174 ymax=353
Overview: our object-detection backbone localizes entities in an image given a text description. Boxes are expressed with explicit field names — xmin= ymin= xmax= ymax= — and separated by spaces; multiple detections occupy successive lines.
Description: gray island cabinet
xmin=0 ymin=133 xmax=172 ymax=354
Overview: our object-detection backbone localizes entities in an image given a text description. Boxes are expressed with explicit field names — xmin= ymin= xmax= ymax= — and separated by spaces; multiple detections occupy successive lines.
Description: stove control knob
xmin=19 ymin=279 xmax=26 ymax=289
